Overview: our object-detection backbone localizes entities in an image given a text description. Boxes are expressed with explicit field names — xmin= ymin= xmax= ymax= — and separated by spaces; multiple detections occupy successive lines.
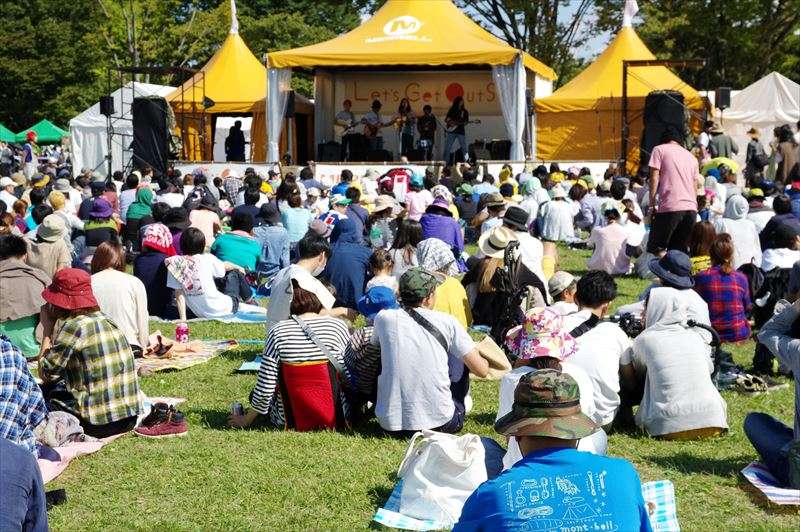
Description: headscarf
xmin=142 ymin=223 xmax=176 ymax=256
xmin=431 ymin=184 xmax=453 ymax=203
xmin=126 ymin=187 xmax=154 ymax=221
xmin=417 ymin=238 xmax=459 ymax=276
xmin=723 ymin=194 xmax=748 ymax=220
xmin=505 ymin=307 xmax=578 ymax=361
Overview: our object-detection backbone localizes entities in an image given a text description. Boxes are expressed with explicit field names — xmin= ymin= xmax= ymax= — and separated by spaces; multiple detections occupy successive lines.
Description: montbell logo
xmin=366 ymin=15 xmax=431 ymax=43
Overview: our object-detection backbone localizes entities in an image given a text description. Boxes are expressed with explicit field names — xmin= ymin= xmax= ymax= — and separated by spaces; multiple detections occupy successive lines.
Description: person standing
xmin=708 ymin=123 xmax=739 ymax=159
xmin=22 ymin=132 xmax=38 ymax=179
xmin=745 ymin=127 xmax=767 ymax=185
xmin=335 ymin=99 xmax=358 ymax=161
xmin=416 ymin=105 xmax=437 ymax=161
xmin=776 ymin=124 xmax=800 ymax=186
xmin=647 ymin=127 xmax=701 ymax=255
xmin=395 ymin=98 xmax=416 ymax=158
xmin=443 ymin=96 xmax=470 ymax=166
xmin=361 ymin=100 xmax=392 ymax=152
xmin=224 ymin=120 xmax=246 ymax=162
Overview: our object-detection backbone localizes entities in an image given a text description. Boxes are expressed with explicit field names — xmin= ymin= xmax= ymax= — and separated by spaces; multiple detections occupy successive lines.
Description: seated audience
xmin=228 ymin=280 xmax=352 ymax=430
xmin=253 ymin=202 xmax=290 ymax=281
xmin=455 ymin=370 xmax=650 ymax=530
xmin=500 ymin=308 xmax=607 ymax=470
xmin=760 ymin=194 xmax=800 ymax=250
xmin=38 ymin=268 xmax=141 ymax=437
xmin=166 ymin=228 xmax=265 ymax=320
xmin=324 ymin=218 xmax=372 ymax=309
xmin=548 ymin=271 xmax=578 ymax=315
xmin=280 ymin=189 xmax=313 ymax=247
xmin=501 ymin=206 xmax=548 ymax=303
xmin=420 ymin=198 xmax=464 ymax=266
xmin=560 ymin=271 xmax=632 ymax=429
xmin=210 ymin=212 xmax=261 ymax=271
xmin=418 ymin=237 xmax=471 ymax=328
xmin=371 ymin=267 xmax=489 ymax=435
xmin=0 ymin=335 xmax=48 ymax=452
xmin=538 ymin=184 xmax=574 ymax=242
xmin=694 ymin=235 xmax=752 ymax=343
xmin=232 ymin=187 xmax=261 ymax=222
xmin=644 ymin=251 xmax=712 ymax=335
xmin=688 ymin=221 xmax=716 ymax=274
xmin=26 ymin=214 xmax=71 ymax=278
xmin=90 ymin=242 xmax=149 ymax=357
xmin=0 ymin=438 xmax=48 ymax=531
xmin=84 ymin=198 xmax=119 ymax=248
xmin=389 ymin=219 xmax=422 ymax=279
xmin=746 ymin=188 xmax=773 ymax=233
xmin=463 ymin=227 xmax=517 ymax=327
xmin=122 ymin=188 xmax=153 ymax=247
xmin=760 ymin=223 xmax=799 ymax=271
xmin=749 ymin=300 xmax=800 ymax=487
xmin=0 ymin=235 xmax=50 ymax=357
xmin=365 ymin=248 xmax=398 ymax=292
xmin=345 ymin=187 xmax=368 ymax=241
xmin=133 ymin=223 xmax=177 ymax=319
xmin=318 ymin=194 xmax=351 ymax=232
xmin=405 ymin=174 xmax=434 ymax=221
xmin=713 ymin=195 xmax=762 ymax=268
xmin=479 ymin=193 xmax=506 ymax=235
xmin=188 ymin=195 xmax=221 ymax=251
xmin=586 ymin=202 xmax=630 ymax=275
xmin=622 ymin=287 xmax=728 ymax=439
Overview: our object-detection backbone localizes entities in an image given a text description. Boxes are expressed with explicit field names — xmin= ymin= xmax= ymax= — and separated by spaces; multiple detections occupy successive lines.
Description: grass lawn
xmin=47 ymin=245 xmax=797 ymax=530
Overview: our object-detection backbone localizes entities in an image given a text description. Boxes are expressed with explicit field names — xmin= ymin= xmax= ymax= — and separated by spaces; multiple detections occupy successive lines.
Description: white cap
xmin=307 ymin=187 xmax=320 ymax=197
xmin=0 ymin=176 xmax=15 ymax=188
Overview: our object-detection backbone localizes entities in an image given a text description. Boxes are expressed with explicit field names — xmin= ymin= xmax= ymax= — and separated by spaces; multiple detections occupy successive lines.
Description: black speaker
xmin=490 ymin=140 xmax=512 ymax=160
xmin=131 ymin=96 xmax=169 ymax=176
xmin=715 ymin=87 xmax=731 ymax=110
xmin=640 ymin=90 xmax=686 ymax=168
xmin=285 ymin=90 xmax=295 ymax=118
xmin=471 ymin=147 xmax=491 ymax=160
xmin=317 ymin=141 xmax=340 ymax=162
xmin=368 ymin=149 xmax=392 ymax=162
xmin=407 ymin=148 xmax=426 ymax=161
xmin=99 ymin=95 xmax=115 ymax=117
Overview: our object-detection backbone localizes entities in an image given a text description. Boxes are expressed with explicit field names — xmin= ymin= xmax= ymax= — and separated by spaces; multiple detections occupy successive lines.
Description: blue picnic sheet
xmin=741 ymin=461 xmax=800 ymax=506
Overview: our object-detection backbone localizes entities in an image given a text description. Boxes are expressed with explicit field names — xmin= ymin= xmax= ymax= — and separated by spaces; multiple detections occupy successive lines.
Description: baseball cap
xmin=330 ymin=194 xmax=351 ymax=206
xmin=399 ymin=267 xmax=442 ymax=304
xmin=548 ymin=271 xmax=576 ymax=298
xmin=494 ymin=369 xmax=598 ymax=439
xmin=0 ymin=177 xmax=14 ymax=188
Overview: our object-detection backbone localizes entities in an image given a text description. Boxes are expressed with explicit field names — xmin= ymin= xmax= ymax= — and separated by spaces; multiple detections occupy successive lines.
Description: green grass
xmin=47 ymin=245 xmax=797 ymax=530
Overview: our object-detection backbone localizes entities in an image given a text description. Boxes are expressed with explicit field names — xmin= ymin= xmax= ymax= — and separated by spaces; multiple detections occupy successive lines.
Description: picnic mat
xmin=38 ymin=396 xmax=186 ymax=485
xmin=238 ymin=355 xmax=262 ymax=372
xmin=742 ymin=461 xmax=800 ymax=506
xmin=136 ymin=339 xmax=238 ymax=374
xmin=373 ymin=478 xmax=680 ymax=531
xmin=152 ymin=308 xmax=267 ymax=324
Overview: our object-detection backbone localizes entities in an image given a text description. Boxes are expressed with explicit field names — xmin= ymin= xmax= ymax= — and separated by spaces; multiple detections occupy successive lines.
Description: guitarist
xmin=362 ymin=99 xmax=393 ymax=153
xmin=335 ymin=99 xmax=357 ymax=160
xmin=417 ymin=104 xmax=437 ymax=161
xmin=443 ymin=96 xmax=470 ymax=166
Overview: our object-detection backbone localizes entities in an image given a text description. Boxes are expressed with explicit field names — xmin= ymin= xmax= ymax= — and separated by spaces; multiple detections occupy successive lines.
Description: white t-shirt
xmin=91 ymin=269 xmax=149 ymax=348
xmin=513 ymin=231 xmax=547 ymax=287
xmin=158 ymin=192 xmax=185 ymax=208
xmin=560 ymin=310 xmax=632 ymax=426
xmin=761 ymin=248 xmax=800 ymax=272
xmin=166 ymin=253 xmax=234 ymax=318
xmin=371 ymin=307 xmax=475 ymax=431
xmin=549 ymin=301 xmax=579 ymax=315
xmin=0 ymin=190 xmax=17 ymax=212
xmin=587 ymin=222 xmax=630 ymax=275
xmin=539 ymin=200 xmax=575 ymax=242
xmin=498 ymin=363 xmax=608 ymax=470
xmin=265 ymin=264 xmax=336 ymax=332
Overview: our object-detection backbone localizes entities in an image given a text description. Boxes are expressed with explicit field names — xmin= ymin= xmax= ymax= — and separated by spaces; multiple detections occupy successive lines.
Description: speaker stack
xmin=131 ymin=96 xmax=170 ymax=176
xmin=639 ymin=90 xmax=686 ymax=168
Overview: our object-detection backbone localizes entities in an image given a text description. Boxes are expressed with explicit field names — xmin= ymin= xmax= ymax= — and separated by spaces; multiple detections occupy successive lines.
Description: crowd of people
xmin=1 ymin=119 xmax=799 ymax=530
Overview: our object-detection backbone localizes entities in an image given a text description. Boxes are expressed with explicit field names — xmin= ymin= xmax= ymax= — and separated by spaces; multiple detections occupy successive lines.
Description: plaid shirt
xmin=694 ymin=266 xmax=753 ymax=342
xmin=224 ymin=176 xmax=243 ymax=203
xmin=41 ymin=311 xmax=141 ymax=426
xmin=0 ymin=336 xmax=48 ymax=454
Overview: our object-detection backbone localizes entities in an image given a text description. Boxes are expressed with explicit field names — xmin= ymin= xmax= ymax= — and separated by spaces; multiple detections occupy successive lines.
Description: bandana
xmin=142 ymin=223 xmax=176 ymax=256
xmin=165 ymin=256 xmax=203 ymax=296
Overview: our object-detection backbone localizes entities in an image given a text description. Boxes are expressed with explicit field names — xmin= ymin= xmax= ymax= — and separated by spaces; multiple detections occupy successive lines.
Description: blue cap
xmin=357 ymin=286 xmax=399 ymax=320
xmin=410 ymin=174 xmax=424 ymax=188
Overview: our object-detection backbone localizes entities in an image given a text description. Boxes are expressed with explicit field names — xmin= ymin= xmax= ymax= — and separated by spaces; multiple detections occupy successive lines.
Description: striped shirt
xmin=250 ymin=316 xmax=351 ymax=427
xmin=41 ymin=311 xmax=141 ymax=426
xmin=343 ymin=326 xmax=381 ymax=399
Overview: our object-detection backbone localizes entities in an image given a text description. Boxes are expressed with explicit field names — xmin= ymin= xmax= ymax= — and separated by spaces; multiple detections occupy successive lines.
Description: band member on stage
xmin=362 ymin=99 xmax=393 ymax=153
xmin=395 ymin=98 xmax=416 ymax=158
xmin=335 ymin=99 xmax=358 ymax=160
xmin=443 ymin=96 xmax=469 ymax=165
xmin=417 ymin=105 xmax=437 ymax=161
xmin=224 ymin=120 xmax=247 ymax=162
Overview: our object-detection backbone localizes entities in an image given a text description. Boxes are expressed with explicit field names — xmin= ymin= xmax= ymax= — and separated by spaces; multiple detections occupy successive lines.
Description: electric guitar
xmin=333 ymin=121 xmax=357 ymax=137
xmin=445 ymin=118 xmax=481 ymax=133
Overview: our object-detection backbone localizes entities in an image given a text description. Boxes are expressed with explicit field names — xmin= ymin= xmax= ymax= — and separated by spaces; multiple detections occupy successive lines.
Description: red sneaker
xmin=135 ymin=406 xmax=188 ymax=439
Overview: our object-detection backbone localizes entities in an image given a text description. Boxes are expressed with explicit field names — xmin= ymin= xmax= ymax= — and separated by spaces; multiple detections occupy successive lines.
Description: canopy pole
xmin=264 ymin=54 xmax=269 ymax=164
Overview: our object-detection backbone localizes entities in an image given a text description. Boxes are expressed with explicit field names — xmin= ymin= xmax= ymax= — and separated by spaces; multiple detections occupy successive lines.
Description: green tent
xmin=15 ymin=119 xmax=69 ymax=144
xmin=0 ymin=123 xmax=15 ymax=143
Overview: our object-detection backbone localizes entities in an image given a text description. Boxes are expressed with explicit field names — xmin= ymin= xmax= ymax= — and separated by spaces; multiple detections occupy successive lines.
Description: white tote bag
xmin=397 ymin=430 xmax=487 ymax=524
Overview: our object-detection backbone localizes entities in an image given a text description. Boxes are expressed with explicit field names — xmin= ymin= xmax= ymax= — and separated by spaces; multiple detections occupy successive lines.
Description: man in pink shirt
xmin=647 ymin=127 xmax=700 ymax=256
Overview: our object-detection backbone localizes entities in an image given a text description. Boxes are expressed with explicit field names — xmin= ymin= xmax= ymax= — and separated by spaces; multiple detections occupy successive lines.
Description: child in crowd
xmin=365 ymin=248 xmax=398 ymax=292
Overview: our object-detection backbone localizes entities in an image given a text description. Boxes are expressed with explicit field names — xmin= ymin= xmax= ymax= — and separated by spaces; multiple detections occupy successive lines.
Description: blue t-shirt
xmin=280 ymin=207 xmax=313 ymax=243
xmin=455 ymin=447 xmax=652 ymax=532
xmin=331 ymin=182 xmax=350 ymax=196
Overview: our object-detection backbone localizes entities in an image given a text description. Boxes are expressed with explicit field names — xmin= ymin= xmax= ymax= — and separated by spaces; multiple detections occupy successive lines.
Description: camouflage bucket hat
xmin=399 ymin=267 xmax=442 ymax=303
xmin=495 ymin=369 xmax=598 ymax=440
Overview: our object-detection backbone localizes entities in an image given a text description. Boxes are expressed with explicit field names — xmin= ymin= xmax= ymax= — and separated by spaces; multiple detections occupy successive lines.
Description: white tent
xmin=69 ymin=82 xmax=175 ymax=176
xmin=714 ymin=72 xmax=800 ymax=169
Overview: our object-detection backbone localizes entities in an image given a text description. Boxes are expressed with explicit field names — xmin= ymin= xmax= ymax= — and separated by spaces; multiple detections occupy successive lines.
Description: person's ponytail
xmin=710 ymin=233 xmax=735 ymax=274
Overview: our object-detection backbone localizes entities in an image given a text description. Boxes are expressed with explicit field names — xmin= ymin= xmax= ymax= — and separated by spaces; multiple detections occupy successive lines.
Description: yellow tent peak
xmin=169 ymin=32 xmax=266 ymax=114
xmin=267 ymin=0 xmax=555 ymax=80
xmin=537 ymin=26 xmax=701 ymax=111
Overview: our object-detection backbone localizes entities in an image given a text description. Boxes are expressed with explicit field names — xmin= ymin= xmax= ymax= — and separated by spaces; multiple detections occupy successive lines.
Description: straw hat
xmin=746 ymin=127 xmax=760 ymax=138
xmin=478 ymin=226 xmax=517 ymax=259
xmin=710 ymin=122 xmax=724 ymax=134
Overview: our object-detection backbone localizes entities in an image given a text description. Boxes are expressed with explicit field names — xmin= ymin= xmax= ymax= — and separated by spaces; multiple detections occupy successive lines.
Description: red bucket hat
xmin=42 ymin=268 xmax=98 ymax=311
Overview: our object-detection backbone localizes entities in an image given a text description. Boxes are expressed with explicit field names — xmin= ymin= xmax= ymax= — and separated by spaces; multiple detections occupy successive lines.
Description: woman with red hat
xmin=37 ymin=268 xmax=141 ymax=437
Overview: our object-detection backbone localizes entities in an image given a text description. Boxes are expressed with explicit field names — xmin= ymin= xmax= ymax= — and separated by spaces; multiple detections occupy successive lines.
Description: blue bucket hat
xmin=649 ymin=250 xmax=694 ymax=289
xmin=357 ymin=286 xmax=399 ymax=320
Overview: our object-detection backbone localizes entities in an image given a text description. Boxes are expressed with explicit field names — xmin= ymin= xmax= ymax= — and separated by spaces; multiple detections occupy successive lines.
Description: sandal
xmin=735 ymin=374 xmax=768 ymax=395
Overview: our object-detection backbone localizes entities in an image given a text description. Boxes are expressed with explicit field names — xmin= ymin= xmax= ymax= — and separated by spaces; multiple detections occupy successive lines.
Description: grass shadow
xmin=645 ymin=451 xmax=751 ymax=478
xmin=467 ymin=411 xmax=498 ymax=426
xmin=218 ymin=346 xmax=261 ymax=363
xmin=192 ymin=407 xmax=233 ymax=430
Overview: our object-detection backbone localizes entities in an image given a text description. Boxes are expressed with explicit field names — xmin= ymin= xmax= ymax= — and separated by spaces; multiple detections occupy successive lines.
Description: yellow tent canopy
xmin=168 ymin=32 xmax=266 ymax=114
xmin=536 ymin=27 xmax=706 ymax=166
xmin=267 ymin=0 xmax=555 ymax=80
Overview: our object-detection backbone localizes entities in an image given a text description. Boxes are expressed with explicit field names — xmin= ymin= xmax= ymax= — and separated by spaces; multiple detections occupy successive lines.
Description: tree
xmin=456 ymin=0 xmax=594 ymax=85
xmin=593 ymin=0 xmax=800 ymax=87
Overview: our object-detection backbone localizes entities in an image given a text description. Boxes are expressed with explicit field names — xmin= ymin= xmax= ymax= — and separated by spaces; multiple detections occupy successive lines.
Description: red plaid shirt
xmin=694 ymin=266 xmax=752 ymax=342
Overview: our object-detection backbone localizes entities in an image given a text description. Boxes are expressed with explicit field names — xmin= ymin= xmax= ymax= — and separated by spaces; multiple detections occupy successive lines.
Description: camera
xmin=606 ymin=312 xmax=645 ymax=338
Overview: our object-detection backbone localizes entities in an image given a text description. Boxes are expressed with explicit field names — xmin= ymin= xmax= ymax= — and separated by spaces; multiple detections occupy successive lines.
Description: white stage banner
xmin=312 ymin=162 xmax=434 ymax=188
